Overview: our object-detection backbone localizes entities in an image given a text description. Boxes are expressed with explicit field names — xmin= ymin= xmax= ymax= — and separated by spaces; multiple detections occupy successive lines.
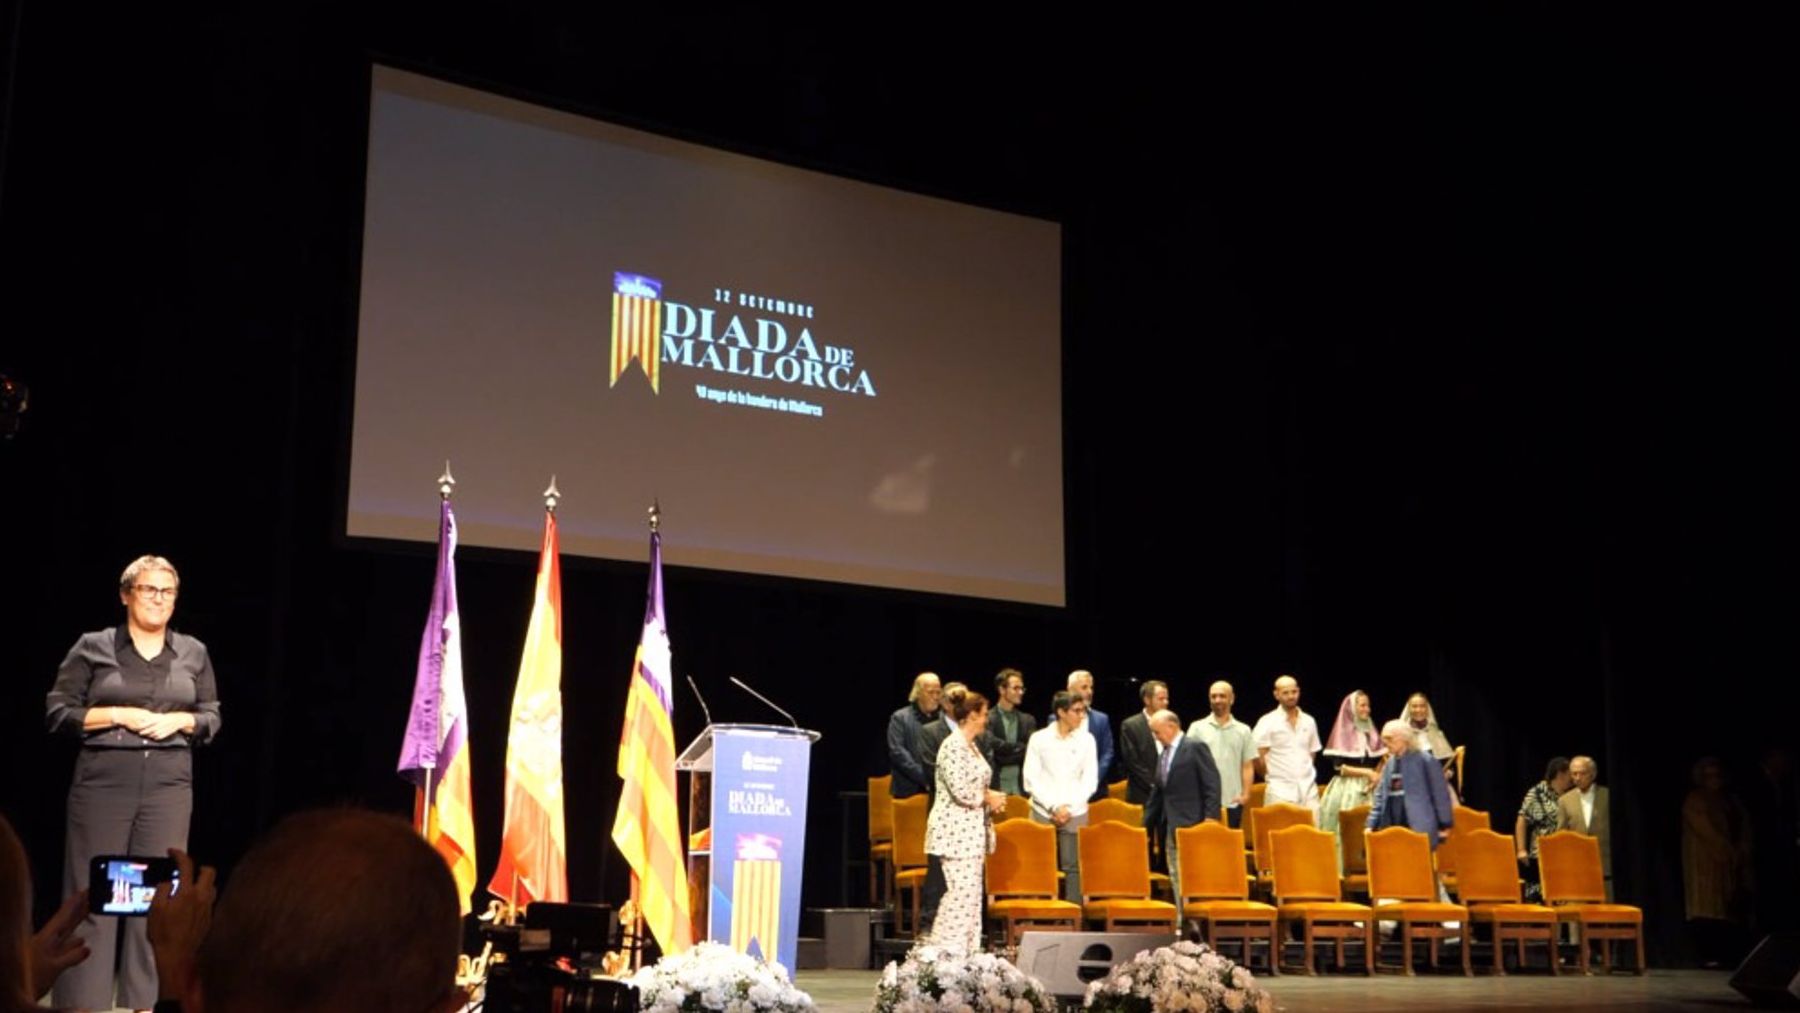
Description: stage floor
xmin=793 ymin=967 xmax=1745 ymax=1013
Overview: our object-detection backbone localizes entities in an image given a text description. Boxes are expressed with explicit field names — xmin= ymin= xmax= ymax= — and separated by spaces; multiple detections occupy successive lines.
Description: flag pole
xmin=630 ymin=500 xmax=660 ymax=970
xmin=421 ymin=461 xmax=455 ymax=837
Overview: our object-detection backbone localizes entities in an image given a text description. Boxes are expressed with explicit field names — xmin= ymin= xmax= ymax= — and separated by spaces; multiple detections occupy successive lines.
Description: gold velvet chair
xmin=1367 ymin=827 xmax=1471 ymax=975
xmin=1252 ymin=802 xmax=1315 ymax=895
xmin=987 ymin=819 xmax=1083 ymax=946
xmin=1076 ymin=820 xmax=1179 ymax=932
xmin=1539 ymin=831 xmax=1645 ymax=974
xmin=868 ymin=775 xmax=894 ymax=905
xmin=891 ymin=795 xmax=929 ymax=935
xmin=1175 ymin=822 xmax=1279 ymax=974
xmin=1456 ymin=828 xmax=1559 ymax=976
xmin=1270 ymin=824 xmax=1374 ymax=975
xmin=1338 ymin=804 xmax=1371 ymax=899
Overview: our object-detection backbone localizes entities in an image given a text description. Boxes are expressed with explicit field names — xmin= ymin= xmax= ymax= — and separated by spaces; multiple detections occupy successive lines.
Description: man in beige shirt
xmin=1556 ymin=754 xmax=1613 ymax=899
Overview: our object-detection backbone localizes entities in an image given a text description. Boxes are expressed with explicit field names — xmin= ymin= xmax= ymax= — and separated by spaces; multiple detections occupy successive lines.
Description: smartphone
xmin=89 ymin=855 xmax=179 ymax=916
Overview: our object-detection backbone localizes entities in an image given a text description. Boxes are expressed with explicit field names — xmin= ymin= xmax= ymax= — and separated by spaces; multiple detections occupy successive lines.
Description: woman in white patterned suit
xmin=924 ymin=686 xmax=1007 ymax=955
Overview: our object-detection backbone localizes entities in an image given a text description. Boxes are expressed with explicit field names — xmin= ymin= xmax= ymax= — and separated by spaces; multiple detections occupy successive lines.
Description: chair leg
xmin=1460 ymin=930 xmax=1471 ymax=976
xmin=1493 ymin=929 xmax=1507 ymax=977
xmin=1602 ymin=937 xmax=1613 ymax=974
xmin=1264 ymin=925 xmax=1280 ymax=976
xmin=1303 ymin=922 xmax=1316 ymax=975
xmin=1402 ymin=927 xmax=1415 ymax=976
xmin=1576 ymin=924 xmax=1590 ymax=975
xmin=1635 ymin=932 xmax=1646 ymax=975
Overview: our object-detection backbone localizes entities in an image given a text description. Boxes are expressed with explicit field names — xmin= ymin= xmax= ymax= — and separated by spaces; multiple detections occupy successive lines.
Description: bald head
xmin=1208 ymin=681 xmax=1235 ymax=719
xmin=1273 ymin=675 xmax=1300 ymax=712
xmin=194 ymin=809 xmax=462 ymax=1013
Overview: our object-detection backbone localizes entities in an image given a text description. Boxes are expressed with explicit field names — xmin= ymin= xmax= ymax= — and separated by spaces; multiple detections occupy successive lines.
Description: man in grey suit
xmin=1556 ymin=755 xmax=1613 ymax=899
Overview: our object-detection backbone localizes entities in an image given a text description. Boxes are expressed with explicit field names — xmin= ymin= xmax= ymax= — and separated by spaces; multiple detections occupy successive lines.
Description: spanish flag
xmin=610 ymin=530 xmax=692 ymax=954
xmin=488 ymin=507 xmax=568 ymax=907
xmin=397 ymin=498 xmax=478 ymax=914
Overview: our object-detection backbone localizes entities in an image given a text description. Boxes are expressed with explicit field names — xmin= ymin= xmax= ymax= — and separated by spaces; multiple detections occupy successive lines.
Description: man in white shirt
xmin=1252 ymin=674 xmax=1321 ymax=812
xmin=1023 ymin=690 xmax=1098 ymax=901
xmin=1064 ymin=669 xmax=1115 ymax=796
xmin=1188 ymin=680 xmax=1258 ymax=828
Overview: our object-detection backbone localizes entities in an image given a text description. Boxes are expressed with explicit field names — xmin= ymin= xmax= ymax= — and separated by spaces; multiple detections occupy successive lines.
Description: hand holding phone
xmin=88 ymin=856 xmax=180 ymax=916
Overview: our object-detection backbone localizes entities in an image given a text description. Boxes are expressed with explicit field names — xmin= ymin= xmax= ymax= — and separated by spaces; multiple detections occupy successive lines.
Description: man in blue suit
xmin=1066 ymin=670 xmax=1115 ymax=800
xmin=1368 ymin=719 xmax=1455 ymax=848
xmin=1143 ymin=710 xmax=1221 ymax=903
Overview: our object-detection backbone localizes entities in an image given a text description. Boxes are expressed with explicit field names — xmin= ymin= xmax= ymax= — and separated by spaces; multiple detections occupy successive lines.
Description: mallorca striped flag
xmin=487 ymin=507 xmax=568 ymax=907
xmin=397 ymin=498 xmax=478 ymax=914
xmin=610 ymin=272 xmax=663 ymax=394
xmin=610 ymin=529 xmax=693 ymax=954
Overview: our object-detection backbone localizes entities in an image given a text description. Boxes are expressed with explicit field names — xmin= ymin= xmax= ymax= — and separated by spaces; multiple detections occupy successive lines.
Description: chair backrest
xmin=988 ymin=818 xmax=1060 ymax=899
xmin=1176 ymin=822 xmax=1251 ymax=902
xmin=1270 ymin=825 xmax=1342 ymax=903
xmin=892 ymin=795 xmax=929 ymax=869
xmin=1002 ymin=794 xmax=1032 ymax=823
xmin=1452 ymin=745 xmax=1466 ymax=790
xmin=1077 ymin=820 xmax=1152 ymax=901
xmin=1253 ymin=802 xmax=1315 ymax=873
xmin=1339 ymin=804 xmax=1371 ymax=874
xmin=1249 ymin=782 xmax=1268 ymax=809
xmin=1452 ymin=829 xmax=1525 ymax=904
xmin=1452 ymin=804 xmax=1488 ymax=835
xmin=1087 ymin=798 xmax=1145 ymax=828
xmin=1107 ymin=779 xmax=1130 ymax=801
xmin=1367 ymin=826 xmax=1439 ymax=903
xmin=868 ymin=775 xmax=894 ymax=844
xmin=1539 ymin=831 xmax=1608 ymax=905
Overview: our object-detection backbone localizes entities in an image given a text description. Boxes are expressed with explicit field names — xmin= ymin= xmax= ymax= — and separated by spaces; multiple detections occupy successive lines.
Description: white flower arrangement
xmin=872 ymin=945 xmax=1059 ymax=1013
xmin=630 ymin=941 xmax=817 ymax=1013
xmin=1082 ymin=941 xmax=1273 ymax=1013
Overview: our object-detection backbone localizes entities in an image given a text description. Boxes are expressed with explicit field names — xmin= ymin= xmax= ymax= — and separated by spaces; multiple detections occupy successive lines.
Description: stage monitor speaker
xmin=1733 ymin=933 xmax=1800 ymax=1008
xmin=1016 ymin=930 xmax=1177 ymax=1000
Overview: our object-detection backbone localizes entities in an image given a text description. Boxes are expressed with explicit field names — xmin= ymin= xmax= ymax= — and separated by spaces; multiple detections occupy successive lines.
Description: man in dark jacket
xmin=1368 ymin=719 xmax=1455 ymax=848
xmin=1119 ymin=680 xmax=1170 ymax=804
xmin=886 ymin=672 xmax=941 ymax=799
xmin=985 ymin=668 xmax=1037 ymax=794
xmin=1143 ymin=709 xmax=1221 ymax=904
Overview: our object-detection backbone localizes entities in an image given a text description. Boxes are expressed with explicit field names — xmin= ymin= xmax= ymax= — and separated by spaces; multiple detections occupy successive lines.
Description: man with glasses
xmin=46 ymin=554 xmax=223 ymax=1012
xmin=1023 ymin=691 xmax=1098 ymax=901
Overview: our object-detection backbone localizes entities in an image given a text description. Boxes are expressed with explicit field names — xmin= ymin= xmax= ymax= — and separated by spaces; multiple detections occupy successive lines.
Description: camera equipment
xmin=479 ymin=903 xmax=637 ymax=1013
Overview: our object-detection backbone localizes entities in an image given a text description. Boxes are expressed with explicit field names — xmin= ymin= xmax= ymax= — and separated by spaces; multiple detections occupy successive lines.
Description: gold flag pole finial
xmin=438 ymin=462 xmax=456 ymax=500
xmin=544 ymin=476 xmax=561 ymax=513
xmin=648 ymin=500 xmax=661 ymax=534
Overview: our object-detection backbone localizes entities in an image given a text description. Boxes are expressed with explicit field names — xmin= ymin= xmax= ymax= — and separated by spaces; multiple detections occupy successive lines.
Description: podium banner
xmin=707 ymin=728 xmax=811 ymax=971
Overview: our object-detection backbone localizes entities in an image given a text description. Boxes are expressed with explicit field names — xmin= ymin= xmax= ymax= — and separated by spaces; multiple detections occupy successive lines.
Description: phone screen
xmin=89 ymin=856 xmax=179 ymax=916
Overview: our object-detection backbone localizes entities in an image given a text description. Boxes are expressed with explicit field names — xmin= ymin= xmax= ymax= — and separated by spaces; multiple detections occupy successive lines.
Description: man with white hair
xmin=886 ymin=672 xmax=941 ymax=799
xmin=1064 ymin=670 xmax=1115 ymax=795
xmin=1556 ymin=755 xmax=1613 ymax=899
xmin=1252 ymin=674 xmax=1321 ymax=811
xmin=1143 ymin=709 xmax=1221 ymax=903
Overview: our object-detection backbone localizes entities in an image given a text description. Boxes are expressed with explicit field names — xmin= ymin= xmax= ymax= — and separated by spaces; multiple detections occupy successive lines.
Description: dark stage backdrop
xmin=1 ymin=6 xmax=1792 ymax=966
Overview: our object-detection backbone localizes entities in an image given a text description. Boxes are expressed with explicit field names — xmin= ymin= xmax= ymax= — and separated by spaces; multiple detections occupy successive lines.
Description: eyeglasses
xmin=131 ymin=584 xmax=179 ymax=601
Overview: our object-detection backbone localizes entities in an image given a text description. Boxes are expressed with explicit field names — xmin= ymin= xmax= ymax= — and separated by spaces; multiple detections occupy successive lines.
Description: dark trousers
xmin=1225 ymin=806 xmax=1243 ymax=830
xmin=56 ymin=748 xmax=193 ymax=1012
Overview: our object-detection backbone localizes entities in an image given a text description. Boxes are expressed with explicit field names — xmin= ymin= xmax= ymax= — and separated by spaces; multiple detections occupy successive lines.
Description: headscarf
xmin=1324 ymin=690 xmax=1385 ymax=758
xmin=1399 ymin=694 xmax=1454 ymax=758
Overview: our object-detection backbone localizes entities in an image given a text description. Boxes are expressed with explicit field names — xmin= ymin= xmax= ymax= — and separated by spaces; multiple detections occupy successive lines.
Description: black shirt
xmin=46 ymin=626 xmax=222 ymax=748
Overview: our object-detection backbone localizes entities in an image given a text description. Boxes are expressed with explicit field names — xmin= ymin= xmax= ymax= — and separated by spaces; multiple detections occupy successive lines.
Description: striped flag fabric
xmin=397 ymin=498 xmax=478 ymax=914
xmin=610 ymin=272 xmax=663 ymax=393
xmin=487 ymin=507 xmax=569 ymax=907
xmin=609 ymin=529 xmax=693 ymax=954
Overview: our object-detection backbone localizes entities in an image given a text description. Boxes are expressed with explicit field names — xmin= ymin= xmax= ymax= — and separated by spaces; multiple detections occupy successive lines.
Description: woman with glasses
xmin=44 ymin=555 xmax=221 ymax=1013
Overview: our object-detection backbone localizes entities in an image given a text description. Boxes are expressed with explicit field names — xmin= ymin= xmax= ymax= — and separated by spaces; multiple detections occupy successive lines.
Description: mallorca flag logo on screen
xmin=610 ymin=272 xmax=663 ymax=394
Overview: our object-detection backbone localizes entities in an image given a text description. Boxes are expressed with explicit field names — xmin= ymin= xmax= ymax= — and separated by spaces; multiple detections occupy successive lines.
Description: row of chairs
xmin=868 ymin=775 xmax=1642 ymax=975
